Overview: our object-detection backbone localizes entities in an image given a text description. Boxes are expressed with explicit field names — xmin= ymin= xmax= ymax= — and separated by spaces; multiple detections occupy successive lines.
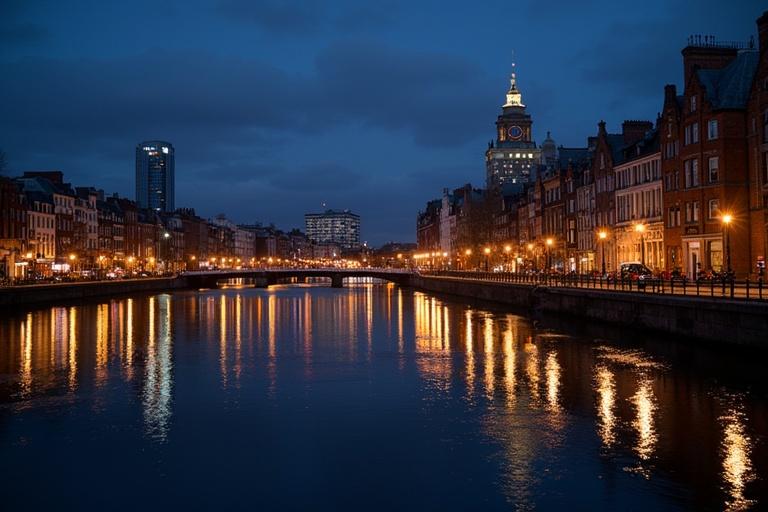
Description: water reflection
xmin=720 ymin=398 xmax=755 ymax=511
xmin=594 ymin=364 xmax=616 ymax=448
xmin=0 ymin=284 xmax=765 ymax=510
xmin=143 ymin=295 xmax=173 ymax=441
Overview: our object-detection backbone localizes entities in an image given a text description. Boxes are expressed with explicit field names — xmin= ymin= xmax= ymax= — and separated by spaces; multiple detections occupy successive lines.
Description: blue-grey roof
xmin=697 ymin=50 xmax=759 ymax=110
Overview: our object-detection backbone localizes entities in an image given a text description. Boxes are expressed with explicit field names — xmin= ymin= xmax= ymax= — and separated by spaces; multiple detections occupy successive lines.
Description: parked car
xmin=619 ymin=262 xmax=655 ymax=288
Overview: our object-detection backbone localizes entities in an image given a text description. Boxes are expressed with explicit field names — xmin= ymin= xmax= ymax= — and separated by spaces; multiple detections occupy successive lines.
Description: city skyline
xmin=0 ymin=1 xmax=762 ymax=244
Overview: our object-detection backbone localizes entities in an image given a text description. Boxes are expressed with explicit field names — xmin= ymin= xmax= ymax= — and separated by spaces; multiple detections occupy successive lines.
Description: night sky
xmin=0 ymin=1 xmax=762 ymax=245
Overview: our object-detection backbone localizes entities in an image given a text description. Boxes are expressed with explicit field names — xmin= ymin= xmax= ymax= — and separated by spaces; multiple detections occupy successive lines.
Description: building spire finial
xmin=503 ymin=53 xmax=525 ymax=108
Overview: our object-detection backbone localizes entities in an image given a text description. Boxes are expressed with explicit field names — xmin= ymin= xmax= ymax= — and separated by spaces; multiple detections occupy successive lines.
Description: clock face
xmin=507 ymin=125 xmax=523 ymax=140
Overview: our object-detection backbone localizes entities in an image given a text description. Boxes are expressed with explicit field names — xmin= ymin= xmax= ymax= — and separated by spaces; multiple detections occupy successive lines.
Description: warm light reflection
xmin=720 ymin=402 xmax=755 ymax=511
xmin=95 ymin=303 xmax=109 ymax=386
xmin=545 ymin=351 xmax=561 ymax=414
xmin=502 ymin=319 xmax=516 ymax=406
xmin=20 ymin=313 xmax=33 ymax=398
xmin=594 ymin=364 xmax=616 ymax=448
xmin=524 ymin=337 xmax=539 ymax=401
xmin=464 ymin=309 xmax=475 ymax=397
xmin=484 ymin=316 xmax=495 ymax=399
xmin=143 ymin=295 xmax=173 ymax=441
xmin=125 ymin=298 xmax=134 ymax=380
xmin=632 ymin=377 xmax=657 ymax=474
xmin=68 ymin=307 xmax=77 ymax=390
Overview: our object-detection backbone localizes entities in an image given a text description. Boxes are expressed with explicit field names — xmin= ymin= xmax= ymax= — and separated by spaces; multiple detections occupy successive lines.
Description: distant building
xmin=305 ymin=209 xmax=360 ymax=249
xmin=485 ymin=62 xmax=542 ymax=189
xmin=136 ymin=141 xmax=175 ymax=212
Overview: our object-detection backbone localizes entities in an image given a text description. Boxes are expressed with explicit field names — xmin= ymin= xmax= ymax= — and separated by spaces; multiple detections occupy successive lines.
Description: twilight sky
xmin=0 ymin=0 xmax=762 ymax=245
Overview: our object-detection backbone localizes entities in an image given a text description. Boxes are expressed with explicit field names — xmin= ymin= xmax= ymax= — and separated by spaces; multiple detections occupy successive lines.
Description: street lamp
xmin=721 ymin=213 xmax=733 ymax=276
xmin=483 ymin=246 xmax=491 ymax=271
xmin=634 ymin=223 xmax=646 ymax=267
xmin=504 ymin=244 xmax=512 ymax=272
xmin=464 ymin=248 xmax=472 ymax=270
xmin=527 ymin=243 xmax=535 ymax=271
xmin=545 ymin=238 xmax=554 ymax=272
xmin=598 ymin=230 xmax=607 ymax=275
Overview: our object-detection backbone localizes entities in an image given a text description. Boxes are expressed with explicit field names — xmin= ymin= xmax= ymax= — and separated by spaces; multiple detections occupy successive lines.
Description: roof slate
xmin=697 ymin=50 xmax=759 ymax=110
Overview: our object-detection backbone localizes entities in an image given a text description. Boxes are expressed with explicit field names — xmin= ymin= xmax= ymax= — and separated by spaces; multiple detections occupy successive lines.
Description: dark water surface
xmin=0 ymin=283 xmax=766 ymax=511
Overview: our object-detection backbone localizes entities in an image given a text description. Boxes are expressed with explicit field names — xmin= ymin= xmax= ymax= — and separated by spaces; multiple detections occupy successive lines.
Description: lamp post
xmin=545 ymin=238 xmax=554 ymax=272
xmin=527 ymin=243 xmax=535 ymax=272
xmin=504 ymin=244 xmax=512 ymax=272
xmin=598 ymin=230 xmax=607 ymax=276
xmin=69 ymin=253 xmax=77 ymax=276
xmin=483 ymin=246 xmax=491 ymax=272
xmin=634 ymin=223 xmax=646 ymax=267
xmin=464 ymin=249 xmax=472 ymax=270
xmin=722 ymin=213 xmax=732 ymax=276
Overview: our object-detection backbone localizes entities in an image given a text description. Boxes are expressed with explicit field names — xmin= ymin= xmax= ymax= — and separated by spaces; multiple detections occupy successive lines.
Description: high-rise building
xmin=305 ymin=209 xmax=360 ymax=249
xmin=136 ymin=141 xmax=174 ymax=212
xmin=485 ymin=62 xmax=542 ymax=189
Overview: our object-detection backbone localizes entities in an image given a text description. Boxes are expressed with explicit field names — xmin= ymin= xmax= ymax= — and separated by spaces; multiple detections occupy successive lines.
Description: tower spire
xmin=503 ymin=58 xmax=525 ymax=108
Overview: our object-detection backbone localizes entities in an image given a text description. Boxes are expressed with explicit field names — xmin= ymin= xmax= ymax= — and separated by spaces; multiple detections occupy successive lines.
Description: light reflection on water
xmin=0 ymin=284 xmax=765 ymax=510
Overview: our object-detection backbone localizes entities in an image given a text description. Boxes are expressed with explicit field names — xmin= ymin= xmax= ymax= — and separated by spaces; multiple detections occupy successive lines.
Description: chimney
xmin=758 ymin=11 xmax=768 ymax=53
xmin=681 ymin=37 xmax=738 ymax=88
xmin=622 ymin=120 xmax=653 ymax=145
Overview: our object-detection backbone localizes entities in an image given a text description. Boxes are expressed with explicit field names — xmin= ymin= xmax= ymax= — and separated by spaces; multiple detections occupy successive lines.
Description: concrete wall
xmin=0 ymin=277 xmax=186 ymax=308
xmin=411 ymin=275 xmax=768 ymax=346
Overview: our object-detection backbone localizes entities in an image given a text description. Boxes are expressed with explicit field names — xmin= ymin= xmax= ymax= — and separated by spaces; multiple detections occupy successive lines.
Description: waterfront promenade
xmin=2 ymin=268 xmax=767 ymax=346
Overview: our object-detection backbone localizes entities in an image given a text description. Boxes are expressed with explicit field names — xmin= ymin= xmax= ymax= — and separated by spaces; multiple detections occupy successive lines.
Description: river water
xmin=0 ymin=283 xmax=765 ymax=510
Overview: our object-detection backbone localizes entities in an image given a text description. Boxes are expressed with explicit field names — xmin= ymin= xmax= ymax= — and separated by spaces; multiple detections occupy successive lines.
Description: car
xmin=619 ymin=262 xmax=655 ymax=286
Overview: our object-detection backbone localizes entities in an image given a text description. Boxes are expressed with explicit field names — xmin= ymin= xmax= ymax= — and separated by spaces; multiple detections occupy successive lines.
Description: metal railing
xmin=420 ymin=270 xmax=766 ymax=301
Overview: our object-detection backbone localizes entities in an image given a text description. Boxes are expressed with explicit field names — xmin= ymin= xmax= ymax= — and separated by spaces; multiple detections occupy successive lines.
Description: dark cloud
xmin=215 ymin=0 xmax=401 ymax=36
xmin=215 ymin=0 xmax=325 ymax=35
xmin=267 ymin=162 xmax=362 ymax=191
xmin=313 ymin=41 xmax=491 ymax=147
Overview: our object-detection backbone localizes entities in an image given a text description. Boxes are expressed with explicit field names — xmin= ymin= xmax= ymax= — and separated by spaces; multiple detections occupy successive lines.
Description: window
xmin=691 ymin=95 xmax=697 ymax=112
xmin=685 ymin=202 xmax=699 ymax=223
xmin=708 ymin=199 xmax=720 ymax=219
xmin=708 ymin=156 xmax=719 ymax=183
xmin=692 ymin=123 xmax=699 ymax=143
xmin=708 ymin=119 xmax=718 ymax=140
xmin=600 ymin=153 xmax=605 ymax=169
xmin=684 ymin=159 xmax=699 ymax=188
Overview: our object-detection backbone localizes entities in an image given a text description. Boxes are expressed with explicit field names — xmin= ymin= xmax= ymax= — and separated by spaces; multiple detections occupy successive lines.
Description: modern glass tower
xmin=136 ymin=141 xmax=175 ymax=212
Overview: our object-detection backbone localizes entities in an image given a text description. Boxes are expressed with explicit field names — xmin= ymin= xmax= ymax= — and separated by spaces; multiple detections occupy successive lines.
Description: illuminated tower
xmin=136 ymin=141 xmax=175 ymax=212
xmin=485 ymin=61 xmax=541 ymax=189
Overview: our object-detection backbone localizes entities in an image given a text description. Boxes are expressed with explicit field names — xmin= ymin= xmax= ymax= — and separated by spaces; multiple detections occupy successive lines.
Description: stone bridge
xmin=181 ymin=268 xmax=414 ymax=289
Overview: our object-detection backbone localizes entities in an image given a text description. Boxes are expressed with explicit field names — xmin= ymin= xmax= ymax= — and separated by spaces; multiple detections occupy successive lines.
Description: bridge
xmin=181 ymin=268 xmax=414 ymax=289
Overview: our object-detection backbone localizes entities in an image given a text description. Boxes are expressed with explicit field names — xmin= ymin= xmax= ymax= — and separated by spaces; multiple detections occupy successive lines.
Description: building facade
xmin=136 ymin=141 xmax=175 ymax=212
xmin=305 ymin=209 xmax=360 ymax=249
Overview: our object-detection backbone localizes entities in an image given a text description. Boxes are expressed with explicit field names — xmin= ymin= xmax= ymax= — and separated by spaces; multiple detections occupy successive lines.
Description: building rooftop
xmin=697 ymin=50 xmax=759 ymax=110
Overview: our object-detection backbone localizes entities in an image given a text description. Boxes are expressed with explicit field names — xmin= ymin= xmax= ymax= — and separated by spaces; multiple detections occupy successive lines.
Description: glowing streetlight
xmin=598 ymin=230 xmax=608 ymax=275
xmin=545 ymin=238 xmax=554 ymax=271
xmin=633 ymin=223 xmax=646 ymax=266
xmin=721 ymin=213 xmax=733 ymax=275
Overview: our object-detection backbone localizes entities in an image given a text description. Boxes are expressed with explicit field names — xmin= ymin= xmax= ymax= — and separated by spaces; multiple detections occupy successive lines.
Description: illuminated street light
xmin=545 ymin=238 xmax=554 ymax=272
xmin=634 ymin=223 xmax=646 ymax=266
xmin=721 ymin=213 xmax=733 ymax=275
xmin=598 ymin=230 xmax=608 ymax=275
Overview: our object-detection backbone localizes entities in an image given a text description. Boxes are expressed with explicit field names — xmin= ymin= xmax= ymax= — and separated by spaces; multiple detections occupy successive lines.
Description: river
xmin=0 ymin=282 xmax=765 ymax=510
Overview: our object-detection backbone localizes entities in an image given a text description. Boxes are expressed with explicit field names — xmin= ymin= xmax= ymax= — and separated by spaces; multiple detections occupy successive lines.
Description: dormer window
xmin=690 ymin=95 xmax=697 ymax=112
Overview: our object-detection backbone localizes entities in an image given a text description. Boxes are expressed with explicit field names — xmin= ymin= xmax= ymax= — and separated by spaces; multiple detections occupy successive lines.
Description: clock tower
xmin=485 ymin=62 xmax=541 ymax=189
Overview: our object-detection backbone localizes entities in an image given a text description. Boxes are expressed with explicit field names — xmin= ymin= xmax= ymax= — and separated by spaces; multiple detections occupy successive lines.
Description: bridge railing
xmin=419 ymin=270 xmax=766 ymax=302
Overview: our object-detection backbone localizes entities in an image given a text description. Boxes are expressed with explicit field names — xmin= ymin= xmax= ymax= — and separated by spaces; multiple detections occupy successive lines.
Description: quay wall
xmin=0 ymin=277 xmax=187 ymax=308
xmin=410 ymin=275 xmax=768 ymax=346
